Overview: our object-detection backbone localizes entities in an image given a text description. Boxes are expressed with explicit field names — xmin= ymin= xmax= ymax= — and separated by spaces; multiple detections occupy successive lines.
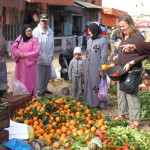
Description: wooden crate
xmin=2 ymin=92 xmax=32 ymax=114
xmin=0 ymin=105 xmax=11 ymax=131
xmin=0 ymin=130 xmax=9 ymax=144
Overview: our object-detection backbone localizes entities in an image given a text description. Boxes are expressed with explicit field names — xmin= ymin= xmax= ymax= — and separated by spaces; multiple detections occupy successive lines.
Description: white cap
xmin=73 ymin=47 xmax=82 ymax=55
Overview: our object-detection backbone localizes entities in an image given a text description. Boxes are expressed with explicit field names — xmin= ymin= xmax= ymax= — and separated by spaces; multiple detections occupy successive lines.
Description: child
xmin=68 ymin=47 xmax=84 ymax=100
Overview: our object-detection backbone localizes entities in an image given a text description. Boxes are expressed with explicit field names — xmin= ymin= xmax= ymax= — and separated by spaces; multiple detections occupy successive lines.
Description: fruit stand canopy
xmin=102 ymin=7 xmax=127 ymax=27
xmin=26 ymin=0 xmax=74 ymax=6
xmin=0 ymin=0 xmax=25 ymax=10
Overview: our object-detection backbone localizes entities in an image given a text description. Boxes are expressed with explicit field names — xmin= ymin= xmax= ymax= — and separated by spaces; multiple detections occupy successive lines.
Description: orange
xmin=75 ymin=112 xmax=81 ymax=117
xmin=91 ymin=126 xmax=97 ymax=132
xmin=101 ymin=64 xmax=107 ymax=70
xmin=61 ymin=126 xmax=67 ymax=133
xmin=70 ymin=120 xmax=76 ymax=125
xmin=55 ymin=117 xmax=61 ymax=122
xmin=56 ymin=129 xmax=62 ymax=135
xmin=24 ymin=120 xmax=29 ymax=125
xmin=45 ymin=139 xmax=52 ymax=146
xmin=38 ymin=136 xmax=44 ymax=140
xmin=38 ymin=129 xmax=45 ymax=135
xmin=53 ymin=142 xmax=60 ymax=149
xmin=85 ymin=109 xmax=90 ymax=114
xmin=110 ymin=63 xmax=115 ymax=67
xmin=77 ymin=130 xmax=84 ymax=136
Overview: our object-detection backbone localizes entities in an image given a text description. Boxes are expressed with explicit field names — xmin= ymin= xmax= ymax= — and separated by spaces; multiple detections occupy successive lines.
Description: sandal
xmin=114 ymin=115 xmax=126 ymax=120
xmin=130 ymin=122 xmax=140 ymax=129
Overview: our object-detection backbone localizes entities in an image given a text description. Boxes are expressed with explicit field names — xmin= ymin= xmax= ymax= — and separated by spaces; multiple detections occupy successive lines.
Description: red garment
xmin=102 ymin=31 xmax=107 ymax=36
xmin=82 ymin=28 xmax=90 ymax=36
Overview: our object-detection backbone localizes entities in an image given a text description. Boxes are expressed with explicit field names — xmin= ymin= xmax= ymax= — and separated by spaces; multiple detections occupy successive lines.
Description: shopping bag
xmin=98 ymin=78 xmax=108 ymax=101
xmin=50 ymin=64 xmax=57 ymax=79
xmin=12 ymin=79 xmax=29 ymax=96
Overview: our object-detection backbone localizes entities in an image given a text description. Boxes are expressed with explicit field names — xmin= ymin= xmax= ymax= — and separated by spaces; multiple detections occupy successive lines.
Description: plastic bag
xmin=98 ymin=78 xmax=108 ymax=101
xmin=50 ymin=64 xmax=57 ymax=79
xmin=2 ymin=138 xmax=33 ymax=150
xmin=12 ymin=79 xmax=29 ymax=96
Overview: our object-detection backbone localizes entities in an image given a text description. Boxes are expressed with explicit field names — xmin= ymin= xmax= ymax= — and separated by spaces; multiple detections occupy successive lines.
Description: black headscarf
xmin=21 ymin=24 xmax=32 ymax=42
xmin=88 ymin=23 xmax=102 ymax=40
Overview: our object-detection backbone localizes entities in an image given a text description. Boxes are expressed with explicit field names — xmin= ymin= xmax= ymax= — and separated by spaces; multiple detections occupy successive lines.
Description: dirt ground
xmin=5 ymin=49 xmax=150 ymax=132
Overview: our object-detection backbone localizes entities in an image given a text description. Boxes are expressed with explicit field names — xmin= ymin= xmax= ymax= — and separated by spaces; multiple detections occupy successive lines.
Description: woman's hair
xmin=118 ymin=14 xmax=137 ymax=38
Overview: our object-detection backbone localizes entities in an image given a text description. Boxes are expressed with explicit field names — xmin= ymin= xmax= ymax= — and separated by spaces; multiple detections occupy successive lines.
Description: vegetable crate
xmin=0 ymin=130 xmax=9 ymax=144
xmin=0 ymin=104 xmax=11 ymax=131
xmin=2 ymin=92 xmax=32 ymax=114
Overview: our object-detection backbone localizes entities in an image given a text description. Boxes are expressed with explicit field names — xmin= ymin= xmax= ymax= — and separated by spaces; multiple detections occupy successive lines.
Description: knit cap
xmin=73 ymin=47 xmax=82 ymax=55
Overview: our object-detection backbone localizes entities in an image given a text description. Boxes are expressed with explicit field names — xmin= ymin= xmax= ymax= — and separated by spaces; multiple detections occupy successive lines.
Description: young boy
xmin=68 ymin=47 xmax=84 ymax=100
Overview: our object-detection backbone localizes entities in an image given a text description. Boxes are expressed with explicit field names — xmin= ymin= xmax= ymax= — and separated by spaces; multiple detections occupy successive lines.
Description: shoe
xmin=37 ymin=92 xmax=45 ymax=96
xmin=44 ymin=91 xmax=53 ymax=94
xmin=114 ymin=115 xmax=126 ymax=120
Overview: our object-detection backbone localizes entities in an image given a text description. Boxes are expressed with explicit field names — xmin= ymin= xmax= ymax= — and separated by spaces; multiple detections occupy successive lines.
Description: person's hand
xmin=20 ymin=52 xmax=25 ymax=59
xmin=6 ymin=50 xmax=11 ymax=58
xmin=124 ymin=63 xmax=131 ymax=72
xmin=69 ymin=79 xmax=72 ymax=83
xmin=120 ymin=44 xmax=136 ymax=52
xmin=100 ymin=72 xmax=105 ymax=78
xmin=81 ymin=69 xmax=84 ymax=74
xmin=113 ymin=55 xmax=118 ymax=61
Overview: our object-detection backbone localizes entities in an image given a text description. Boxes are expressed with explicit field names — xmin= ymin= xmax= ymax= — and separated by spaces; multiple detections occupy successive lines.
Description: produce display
xmin=109 ymin=86 xmax=150 ymax=120
xmin=142 ymin=59 xmax=150 ymax=70
xmin=11 ymin=97 xmax=150 ymax=149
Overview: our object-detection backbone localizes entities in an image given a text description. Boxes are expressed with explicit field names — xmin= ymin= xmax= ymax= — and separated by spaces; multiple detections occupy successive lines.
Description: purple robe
xmin=11 ymin=35 xmax=40 ymax=97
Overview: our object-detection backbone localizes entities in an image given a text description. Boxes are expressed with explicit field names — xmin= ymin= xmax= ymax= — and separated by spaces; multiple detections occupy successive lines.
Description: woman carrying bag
xmin=11 ymin=24 xmax=40 ymax=98
xmin=113 ymin=15 xmax=148 ymax=128
xmin=84 ymin=23 xmax=108 ymax=109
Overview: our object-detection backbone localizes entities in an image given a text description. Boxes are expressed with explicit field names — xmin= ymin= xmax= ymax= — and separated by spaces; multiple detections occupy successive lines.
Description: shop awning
xmin=49 ymin=6 xmax=82 ymax=14
xmin=101 ymin=7 xmax=127 ymax=27
xmin=102 ymin=7 xmax=127 ymax=17
xmin=0 ymin=0 xmax=25 ymax=10
xmin=75 ymin=0 xmax=101 ymax=9
xmin=26 ymin=0 xmax=74 ymax=6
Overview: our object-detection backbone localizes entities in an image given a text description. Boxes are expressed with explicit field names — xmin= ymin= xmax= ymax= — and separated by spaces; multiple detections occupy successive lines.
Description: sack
xmin=98 ymin=78 xmax=108 ymax=101
xmin=50 ymin=64 xmax=57 ymax=79
xmin=119 ymin=68 xmax=142 ymax=93
xmin=12 ymin=79 xmax=29 ymax=96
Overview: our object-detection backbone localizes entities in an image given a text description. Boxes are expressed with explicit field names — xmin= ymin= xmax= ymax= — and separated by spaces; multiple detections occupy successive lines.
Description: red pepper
xmin=97 ymin=135 xmax=105 ymax=142
xmin=114 ymin=137 xmax=119 ymax=140
xmin=113 ymin=70 xmax=120 ymax=76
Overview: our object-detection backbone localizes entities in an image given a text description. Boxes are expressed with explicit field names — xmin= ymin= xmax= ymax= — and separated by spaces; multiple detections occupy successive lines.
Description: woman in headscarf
xmin=11 ymin=24 xmax=40 ymax=98
xmin=0 ymin=15 xmax=9 ymax=98
xmin=84 ymin=23 xmax=108 ymax=108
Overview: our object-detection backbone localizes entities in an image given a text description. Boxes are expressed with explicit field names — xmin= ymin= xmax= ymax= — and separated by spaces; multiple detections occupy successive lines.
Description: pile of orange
xmin=12 ymin=98 xmax=108 ymax=146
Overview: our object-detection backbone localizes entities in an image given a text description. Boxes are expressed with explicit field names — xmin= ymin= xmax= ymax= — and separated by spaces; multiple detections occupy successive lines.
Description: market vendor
xmin=0 ymin=15 xmax=9 ymax=100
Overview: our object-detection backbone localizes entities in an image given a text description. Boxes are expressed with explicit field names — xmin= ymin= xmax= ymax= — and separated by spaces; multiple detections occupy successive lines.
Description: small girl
xmin=68 ymin=47 xmax=84 ymax=100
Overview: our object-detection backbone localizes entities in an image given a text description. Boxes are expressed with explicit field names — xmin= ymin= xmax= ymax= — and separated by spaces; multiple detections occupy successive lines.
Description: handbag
xmin=119 ymin=68 xmax=142 ymax=93
xmin=50 ymin=63 xmax=57 ymax=79
xmin=119 ymin=47 xmax=142 ymax=93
